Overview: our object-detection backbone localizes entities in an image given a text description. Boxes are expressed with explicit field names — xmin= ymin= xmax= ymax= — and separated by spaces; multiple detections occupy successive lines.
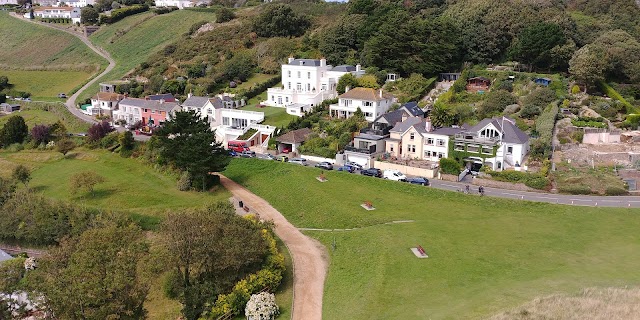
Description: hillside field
xmin=78 ymin=10 xmax=218 ymax=102
xmin=0 ymin=102 xmax=90 ymax=133
xmin=224 ymin=159 xmax=640 ymax=319
xmin=0 ymin=69 xmax=93 ymax=101
xmin=0 ymin=13 xmax=106 ymax=70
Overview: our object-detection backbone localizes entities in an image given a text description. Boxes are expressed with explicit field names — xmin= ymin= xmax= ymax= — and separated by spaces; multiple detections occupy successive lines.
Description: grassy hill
xmin=224 ymin=159 xmax=640 ymax=319
xmin=0 ymin=102 xmax=90 ymax=133
xmin=0 ymin=12 xmax=105 ymax=70
xmin=77 ymin=10 xmax=218 ymax=102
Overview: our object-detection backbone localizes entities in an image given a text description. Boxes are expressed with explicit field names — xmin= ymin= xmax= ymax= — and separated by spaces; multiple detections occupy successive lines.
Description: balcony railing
xmin=344 ymin=145 xmax=377 ymax=154
xmin=454 ymin=133 xmax=500 ymax=144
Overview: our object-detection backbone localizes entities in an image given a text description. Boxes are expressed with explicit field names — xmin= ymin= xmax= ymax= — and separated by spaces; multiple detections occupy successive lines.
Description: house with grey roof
xmin=263 ymin=57 xmax=366 ymax=116
xmin=329 ymin=87 xmax=395 ymax=122
xmin=452 ymin=116 xmax=530 ymax=171
xmin=0 ymin=248 xmax=13 ymax=263
xmin=113 ymin=98 xmax=180 ymax=129
xmin=385 ymin=116 xmax=465 ymax=163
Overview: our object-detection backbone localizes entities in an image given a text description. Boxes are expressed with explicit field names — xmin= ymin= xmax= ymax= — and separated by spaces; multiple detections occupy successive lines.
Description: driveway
xmin=219 ymin=175 xmax=328 ymax=320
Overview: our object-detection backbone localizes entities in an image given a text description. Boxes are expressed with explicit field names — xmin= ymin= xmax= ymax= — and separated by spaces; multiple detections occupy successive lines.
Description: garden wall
xmin=373 ymin=161 xmax=438 ymax=178
xmin=301 ymin=154 xmax=336 ymax=164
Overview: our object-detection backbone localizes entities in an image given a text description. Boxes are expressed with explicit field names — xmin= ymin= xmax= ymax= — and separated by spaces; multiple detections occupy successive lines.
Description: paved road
xmin=220 ymin=175 xmax=328 ymax=320
xmin=246 ymin=152 xmax=640 ymax=208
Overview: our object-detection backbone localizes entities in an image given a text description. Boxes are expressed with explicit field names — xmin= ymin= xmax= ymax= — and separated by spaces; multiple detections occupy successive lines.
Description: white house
xmin=263 ymin=57 xmax=365 ymax=116
xmin=61 ymin=0 xmax=95 ymax=7
xmin=452 ymin=116 xmax=530 ymax=171
xmin=0 ymin=0 xmax=18 ymax=5
xmin=89 ymin=92 xmax=125 ymax=117
xmin=30 ymin=6 xmax=81 ymax=24
xmin=386 ymin=117 xmax=463 ymax=162
xmin=329 ymin=87 xmax=395 ymax=122
xmin=113 ymin=98 xmax=180 ymax=128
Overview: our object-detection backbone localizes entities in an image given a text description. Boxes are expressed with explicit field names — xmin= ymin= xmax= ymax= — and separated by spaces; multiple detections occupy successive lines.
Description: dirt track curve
xmin=220 ymin=175 xmax=328 ymax=320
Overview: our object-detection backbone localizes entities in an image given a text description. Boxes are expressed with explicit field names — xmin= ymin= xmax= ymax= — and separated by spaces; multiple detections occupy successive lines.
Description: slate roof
xmin=182 ymin=96 xmax=210 ymax=109
xmin=288 ymin=59 xmax=322 ymax=66
xmin=400 ymin=102 xmax=424 ymax=117
xmin=147 ymin=93 xmax=175 ymax=101
xmin=119 ymin=98 xmax=178 ymax=112
xmin=0 ymin=249 xmax=12 ymax=263
xmin=431 ymin=127 xmax=465 ymax=136
xmin=374 ymin=109 xmax=404 ymax=126
xmin=468 ymin=116 xmax=529 ymax=144
xmin=390 ymin=117 xmax=424 ymax=134
xmin=276 ymin=128 xmax=313 ymax=144
xmin=339 ymin=88 xmax=393 ymax=101
xmin=331 ymin=65 xmax=356 ymax=72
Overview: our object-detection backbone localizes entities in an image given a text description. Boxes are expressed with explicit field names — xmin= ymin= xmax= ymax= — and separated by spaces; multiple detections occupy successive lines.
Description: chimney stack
xmin=188 ymin=91 xmax=192 ymax=98
xmin=425 ymin=117 xmax=432 ymax=132
xmin=160 ymin=99 xmax=165 ymax=104
xmin=320 ymin=58 xmax=326 ymax=67
xmin=345 ymin=86 xmax=351 ymax=93
xmin=288 ymin=56 xmax=294 ymax=64
xmin=379 ymin=89 xmax=383 ymax=98
xmin=356 ymin=64 xmax=361 ymax=72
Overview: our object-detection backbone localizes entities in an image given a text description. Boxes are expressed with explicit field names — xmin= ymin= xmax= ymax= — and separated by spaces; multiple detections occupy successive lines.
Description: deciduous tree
xmin=30 ymin=124 xmax=50 ymax=145
xmin=0 ymin=115 xmax=28 ymax=147
xmin=80 ymin=6 xmax=99 ymax=24
xmin=69 ymin=171 xmax=106 ymax=196
xmin=11 ymin=165 xmax=30 ymax=187
xmin=336 ymin=73 xmax=358 ymax=94
xmin=508 ymin=22 xmax=566 ymax=70
xmin=252 ymin=4 xmax=311 ymax=38
xmin=56 ymin=139 xmax=76 ymax=156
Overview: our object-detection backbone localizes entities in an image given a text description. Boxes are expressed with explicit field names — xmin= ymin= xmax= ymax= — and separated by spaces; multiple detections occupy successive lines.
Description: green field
xmin=0 ymin=102 xmax=90 ymax=133
xmin=224 ymin=159 xmax=640 ymax=319
xmin=0 ymin=13 xmax=105 ymax=70
xmin=0 ymin=69 xmax=93 ymax=100
xmin=79 ymin=10 xmax=217 ymax=102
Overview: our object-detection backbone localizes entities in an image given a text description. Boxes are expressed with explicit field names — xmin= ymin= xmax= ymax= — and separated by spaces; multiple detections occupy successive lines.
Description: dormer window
xmin=410 ymin=133 xmax=415 ymax=140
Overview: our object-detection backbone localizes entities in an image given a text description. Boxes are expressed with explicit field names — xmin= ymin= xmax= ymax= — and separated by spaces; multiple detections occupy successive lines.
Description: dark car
xmin=360 ymin=168 xmax=382 ymax=178
xmin=337 ymin=165 xmax=354 ymax=173
xmin=240 ymin=150 xmax=256 ymax=158
xmin=315 ymin=162 xmax=333 ymax=170
xmin=406 ymin=177 xmax=430 ymax=186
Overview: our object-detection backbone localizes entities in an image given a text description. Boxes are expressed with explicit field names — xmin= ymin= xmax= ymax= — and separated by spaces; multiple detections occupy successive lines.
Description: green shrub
xmin=177 ymin=171 xmax=192 ymax=191
xmin=163 ymin=270 xmax=183 ymax=299
xmin=99 ymin=5 xmax=148 ymax=24
xmin=605 ymin=187 xmax=627 ymax=196
xmin=571 ymin=130 xmax=584 ymax=142
xmin=7 ymin=143 xmax=24 ymax=152
xmin=558 ymin=185 xmax=592 ymax=195
xmin=439 ymin=158 xmax=461 ymax=175
xmin=571 ymin=85 xmax=581 ymax=94
xmin=524 ymin=176 xmax=549 ymax=190
xmin=599 ymin=81 xmax=638 ymax=114
xmin=100 ymin=132 xmax=120 ymax=148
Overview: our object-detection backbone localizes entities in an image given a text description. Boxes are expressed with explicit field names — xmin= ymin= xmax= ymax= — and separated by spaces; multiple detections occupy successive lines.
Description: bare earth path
xmin=220 ymin=175 xmax=328 ymax=320
xmin=10 ymin=13 xmax=115 ymax=124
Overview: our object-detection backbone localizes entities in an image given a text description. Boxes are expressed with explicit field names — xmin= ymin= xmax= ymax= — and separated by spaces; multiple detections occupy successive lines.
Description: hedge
xmin=558 ymin=185 xmax=592 ymax=195
xmin=605 ymin=187 xmax=627 ymax=196
xmin=439 ymin=158 xmax=461 ymax=175
xmin=487 ymin=170 xmax=549 ymax=190
xmin=599 ymin=81 xmax=639 ymax=114
xmin=99 ymin=5 xmax=148 ymax=24
xmin=152 ymin=6 xmax=179 ymax=14
xmin=235 ymin=76 xmax=280 ymax=102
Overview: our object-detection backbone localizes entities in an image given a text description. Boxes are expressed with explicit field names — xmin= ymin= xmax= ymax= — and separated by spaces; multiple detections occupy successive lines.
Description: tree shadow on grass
xmin=29 ymin=185 xmax=48 ymax=193
xmin=75 ymin=188 xmax=117 ymax=200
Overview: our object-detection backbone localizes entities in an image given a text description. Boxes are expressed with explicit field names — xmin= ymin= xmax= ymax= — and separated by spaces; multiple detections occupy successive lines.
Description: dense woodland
xmin=129 ymin=0 xmax=640 ymax=99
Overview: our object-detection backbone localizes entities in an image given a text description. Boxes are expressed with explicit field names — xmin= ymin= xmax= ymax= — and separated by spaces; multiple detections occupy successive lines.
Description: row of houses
xmin=22 ymin=6 xmax=82 ymax=24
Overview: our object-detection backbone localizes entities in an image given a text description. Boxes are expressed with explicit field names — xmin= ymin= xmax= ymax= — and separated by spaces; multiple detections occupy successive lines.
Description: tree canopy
xmin=0 ymin=115 xmax=28 ymax=147
xmin=252 ymin=4 xmax=311 ymax=38
xmin=509 ymin=22 xmax=566 ymax=70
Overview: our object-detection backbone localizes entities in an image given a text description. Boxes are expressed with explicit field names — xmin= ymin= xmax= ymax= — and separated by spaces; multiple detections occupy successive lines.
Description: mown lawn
xmin=242 ymin=104 xmax=296 ymax=127
xmin=80 ymin=10 xmax=217 ymax=102
xmin=0 ymin=69 xmax=93 ymax=100
xmin=0 ymin=12 xmax=106 ymax=70
xmin=224 ymin=159 xmax=640 ymax=319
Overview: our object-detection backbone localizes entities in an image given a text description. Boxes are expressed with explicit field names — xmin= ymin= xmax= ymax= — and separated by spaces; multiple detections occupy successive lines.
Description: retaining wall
xmin=373 ymin=161 xmax=438 ymax=178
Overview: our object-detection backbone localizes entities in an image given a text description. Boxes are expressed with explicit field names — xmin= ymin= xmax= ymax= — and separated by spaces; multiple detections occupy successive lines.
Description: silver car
xmin=289 ymin=158 xmax=307 ymax=166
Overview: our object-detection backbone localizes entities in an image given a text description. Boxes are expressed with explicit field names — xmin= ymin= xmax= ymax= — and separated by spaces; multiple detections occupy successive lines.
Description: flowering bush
xmin=245 ymin=292 xmax=279 ymax=320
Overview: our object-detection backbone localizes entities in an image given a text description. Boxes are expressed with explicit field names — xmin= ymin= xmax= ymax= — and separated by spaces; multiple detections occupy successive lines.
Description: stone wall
xmin=470 ymin=177 xmax=540 ymax=192
xmin=373 ymin=161 xmax=438 ymax=178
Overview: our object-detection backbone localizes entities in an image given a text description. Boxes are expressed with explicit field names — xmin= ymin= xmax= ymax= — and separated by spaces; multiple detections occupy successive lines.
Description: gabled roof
xmin=339 ymin=88 xmax=393 ymax=101
xmin=146 ymin=93 xmax=175 ymax=102
xmin=399 ymin=102 xmax=423 ymax=117
xmin=468 ymin=76 xmax=490 ymax=82
xmin=288 ymin=59 xmax=321 ymax=66
xmin=35 ymin=6 xmax=74 ymax=11
xmin=390 ymin=117 xmax=424 ymax=134
xmin=119 ymin=98 xmax=179 ymax=112
xmin=92 ymin=92 xmax=125 ymax=102
xmin=374 ymin=109 xmax=404 ymax=126
xmin=182 ymin=96 xmax=210 ymax=109
xmin=468 ymin=116 xmax=529 ymax=144
xmin=276 ymin=128 xmax=313 ymax=144
xmin=430 ymin=127 xmax=465 ymax=136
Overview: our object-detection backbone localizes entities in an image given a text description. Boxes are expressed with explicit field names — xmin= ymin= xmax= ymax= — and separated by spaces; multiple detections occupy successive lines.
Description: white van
xmin=383 ymin=169 xmax=407 ymax=181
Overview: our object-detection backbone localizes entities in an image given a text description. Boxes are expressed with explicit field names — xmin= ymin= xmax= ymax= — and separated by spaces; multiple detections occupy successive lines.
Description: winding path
xmin=220 ymin=175 xmax=328 ymax=320
xmin=10 ymin=13 xmax=115 ymax=124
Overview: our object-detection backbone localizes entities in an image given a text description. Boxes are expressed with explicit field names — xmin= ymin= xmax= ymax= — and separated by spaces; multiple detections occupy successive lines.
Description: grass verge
xmin=224 ymin=158 xmax=640 ymax=319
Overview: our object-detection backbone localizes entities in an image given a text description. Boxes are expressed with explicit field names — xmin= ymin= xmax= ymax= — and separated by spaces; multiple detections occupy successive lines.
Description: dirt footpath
xmin=219 ymin=175 xmax=328 ymax=320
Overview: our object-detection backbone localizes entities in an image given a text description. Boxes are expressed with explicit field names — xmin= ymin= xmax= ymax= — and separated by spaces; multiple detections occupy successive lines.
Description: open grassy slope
xmin=224 ymin=159 xmax=640 ymax=319
xmin=0 ymin=102 xmax=90 ymax=133
xmin=0 ymin=69 xmax=93 ymax=100
xmin=78 ymin=10 xmax=217 ymax=102
xmin=0 ymin=12 xmax=105 ymax=70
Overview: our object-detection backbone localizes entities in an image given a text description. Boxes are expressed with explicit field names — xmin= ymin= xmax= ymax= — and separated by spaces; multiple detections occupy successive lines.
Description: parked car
xmin=58 ymin=93 xmax=67 ymax=98
xmin=240 ymin=150 xmax=256 ymax=158
xmin=289 ymin=158 xmax=307 ymax=166
xmin=228 ymin=149 xmax=238 ymax=157
xmin=315 ymin=162 xmax=333 ymax=170
xmin=275 ymin=155 xmax=289 ymax=162
xmin=361 ymin=168 xmax=382 ymax=178
xmin=383 ymin=169 xmax=407 ymax=181
xmin=406 ymin=177 xmax=430 ymax=186
xmin=346 ymin=161 xmax=363 ymax=170
xmin=264 ymin=154 xmax=276 ymax=160
xmin=337 ymin=165 xmax=354 ymax=173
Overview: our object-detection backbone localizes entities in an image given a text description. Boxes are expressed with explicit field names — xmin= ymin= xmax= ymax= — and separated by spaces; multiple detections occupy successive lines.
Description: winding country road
xmin=220 ymin=175 xmax=328 ymax=320
xmin=10 ymin=13 xmax=115 ymax=124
